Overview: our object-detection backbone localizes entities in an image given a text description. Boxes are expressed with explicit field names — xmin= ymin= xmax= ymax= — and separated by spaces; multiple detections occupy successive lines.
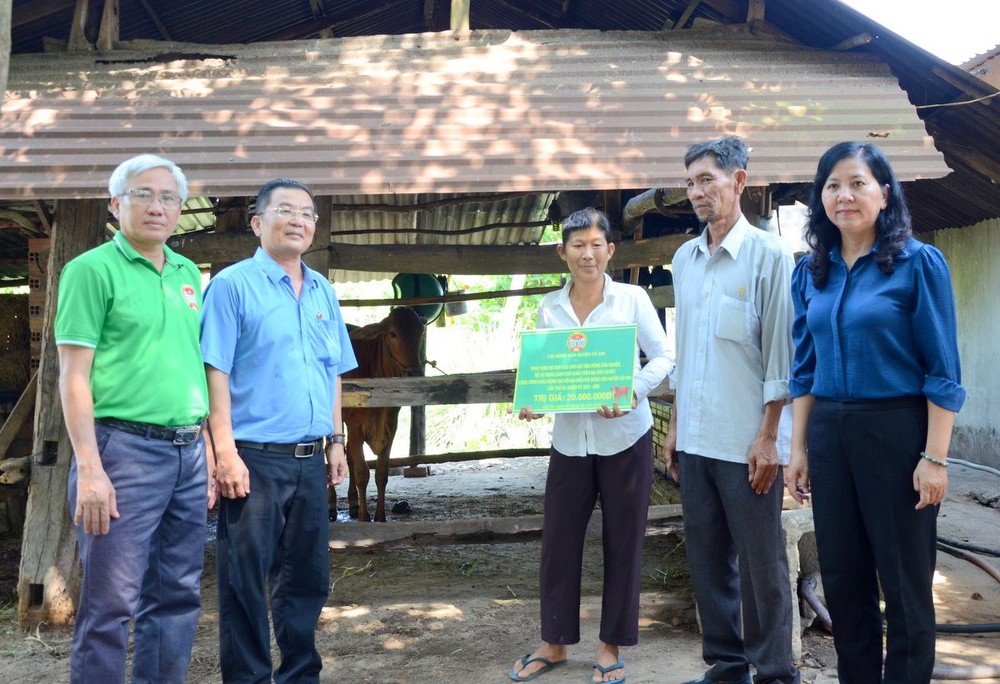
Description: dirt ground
xmin=0 ymin=457 xmax=998 ymax=684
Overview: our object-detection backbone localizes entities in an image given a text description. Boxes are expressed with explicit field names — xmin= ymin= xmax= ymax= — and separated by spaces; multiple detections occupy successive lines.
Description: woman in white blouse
xmin=508 ymin=208 xmax=673 ymax=684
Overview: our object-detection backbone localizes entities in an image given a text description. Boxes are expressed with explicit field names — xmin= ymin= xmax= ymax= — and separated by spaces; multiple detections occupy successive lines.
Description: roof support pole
xmin=96 ymin=0 xmax=119 ymax=52
xmin=747 ymin=0 xmax=766 ymax=24
xmin=66 ymin=0 xmax=91 ymax=51
xmin=451 ymin=0 xmax=470 ymax=31
xmin=18 ymin=198 xmax=106 ymax=629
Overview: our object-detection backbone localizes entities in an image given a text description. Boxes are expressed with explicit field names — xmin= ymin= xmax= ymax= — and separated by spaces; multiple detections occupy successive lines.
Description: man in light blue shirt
xmin=664 ymin=137 xmax=799 ymax=684
xmin=201 ymin=178 xmax=357 ymax=683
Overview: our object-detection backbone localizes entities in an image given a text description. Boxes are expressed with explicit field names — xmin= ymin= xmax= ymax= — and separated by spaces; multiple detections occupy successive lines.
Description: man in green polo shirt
xmin=55 ymin=154 xmax=211 ymax=684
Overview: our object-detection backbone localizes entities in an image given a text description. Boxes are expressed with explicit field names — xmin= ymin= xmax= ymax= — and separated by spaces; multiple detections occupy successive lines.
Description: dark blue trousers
xmin=538 ymin=430 xmax=653 ymax=647
xmin=69 ymin=424 xmax=207 ymax=684
xmin=217 ymin=445 xmax=330 ymax=684
xmin=807 ymin=397 xmax=936 ymax=684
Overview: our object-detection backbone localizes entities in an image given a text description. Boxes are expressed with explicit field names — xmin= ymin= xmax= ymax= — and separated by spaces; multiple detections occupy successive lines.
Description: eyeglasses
xmin=120 ymin=188 xmax=182 ymax=208
xmin=265 ymin=206 xmax=320 ymax=223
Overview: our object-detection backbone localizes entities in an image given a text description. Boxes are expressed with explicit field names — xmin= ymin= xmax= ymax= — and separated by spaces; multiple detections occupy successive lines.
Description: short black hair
xmin=684 ymin=135 xmax=750 ymax=173
xmin=561 ymin=207 xmax=612 ymax=244
xmin=255 ymin=179 xmax=316 ymax=214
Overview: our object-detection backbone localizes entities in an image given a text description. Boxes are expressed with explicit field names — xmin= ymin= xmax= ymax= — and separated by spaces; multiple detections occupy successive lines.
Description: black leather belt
xmin=97 ymin=418 xmax=201 ymax=446
xmin=235 ymin=440 xmax=321 ymax=458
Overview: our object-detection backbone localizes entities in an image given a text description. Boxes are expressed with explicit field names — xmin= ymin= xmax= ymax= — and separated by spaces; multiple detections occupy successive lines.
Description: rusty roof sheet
xmin=1 ymin=29 xmax=949 ymax=201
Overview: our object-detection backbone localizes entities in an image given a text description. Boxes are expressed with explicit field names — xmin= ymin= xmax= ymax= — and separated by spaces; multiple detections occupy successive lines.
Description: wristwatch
xmin=327 ymin=433 xmax=346 ymax=446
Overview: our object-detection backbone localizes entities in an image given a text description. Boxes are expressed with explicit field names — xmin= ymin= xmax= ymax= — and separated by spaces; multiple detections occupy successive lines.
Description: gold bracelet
xmin=920 ymin=451 xmax=948 ymax=468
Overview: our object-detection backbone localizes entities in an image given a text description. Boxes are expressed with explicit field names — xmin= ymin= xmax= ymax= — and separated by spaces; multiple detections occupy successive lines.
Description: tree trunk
xmin=18 ymin=199 xmax=106 ymax=629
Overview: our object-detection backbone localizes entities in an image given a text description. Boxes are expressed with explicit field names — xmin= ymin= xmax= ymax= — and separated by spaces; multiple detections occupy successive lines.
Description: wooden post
xmin=67 ymin=0 xmax=92 ymax=51
xmin=0 ymin=0 xmax=11 ymax=95
xmin=451 ymin=0 xmax=470 ymax=31
xmin=407 ymin=334 xmax=427 ymax=467
xmin=18 ymin=199 xmax=106 ymax=629
xmin=96 ymin=0 xmax=119 ymax=52
xmin=303 ymin=196 xmax=332 ymax=279
xmin=209 ymin=198 xmax=248 ymax=277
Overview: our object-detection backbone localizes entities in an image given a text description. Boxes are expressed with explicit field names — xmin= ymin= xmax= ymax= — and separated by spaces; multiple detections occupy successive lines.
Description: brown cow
xmin=334 ymin=306 xmax=425 ymax=522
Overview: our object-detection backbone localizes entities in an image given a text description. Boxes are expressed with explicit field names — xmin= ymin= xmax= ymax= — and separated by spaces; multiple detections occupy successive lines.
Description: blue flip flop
xmin=508 ymin=653 xmax=568 ymax=681
xmin=591 ymin=657 xmax=626 ymax=684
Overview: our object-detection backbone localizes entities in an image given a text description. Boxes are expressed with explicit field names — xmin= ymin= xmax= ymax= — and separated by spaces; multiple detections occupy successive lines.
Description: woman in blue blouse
xmin=784 ymin=142 xmax=965 ymax=684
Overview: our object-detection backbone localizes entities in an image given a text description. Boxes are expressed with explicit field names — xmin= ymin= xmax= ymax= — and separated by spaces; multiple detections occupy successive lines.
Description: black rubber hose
xmin=938 ymin=535 xmax=1000 ymax=558
xmin=937 ymin=541 xmax=1000 ymax=585
xmin=797 ymin=572 xmax=1000 ymax=680
xmin=936 ymin=623 xmax=1000 ymax=633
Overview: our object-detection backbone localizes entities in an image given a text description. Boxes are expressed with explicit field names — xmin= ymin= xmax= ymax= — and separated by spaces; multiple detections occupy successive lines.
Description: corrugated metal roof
xmin=0 ymin=29 xmax=948 ymax=201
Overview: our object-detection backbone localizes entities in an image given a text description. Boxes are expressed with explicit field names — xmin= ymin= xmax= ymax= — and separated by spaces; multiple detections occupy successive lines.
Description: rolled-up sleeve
xmin=913 ymin=246 xmax=966 ymax=412
xmin=758 ymin=247 xmax=794 ymax=404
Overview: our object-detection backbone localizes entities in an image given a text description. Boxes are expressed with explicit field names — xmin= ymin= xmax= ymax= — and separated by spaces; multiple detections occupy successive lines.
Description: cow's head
xmin=384 ymin=306 xmax=425 ymax=374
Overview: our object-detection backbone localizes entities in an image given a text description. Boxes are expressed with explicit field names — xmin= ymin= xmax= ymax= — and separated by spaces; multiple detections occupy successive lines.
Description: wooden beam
xmin=262 ymin=0 xmax=402 ymax=41
xmin=831 ymin=33 xmax=871 ymax=51
xmin=308 ymin=0 xmax=326 ymax=18
xmin=136 ymin=0 xmax=172 ymax=41
xmin=672 ymin=0 xmax=703 ymax=31
xmin=19 ymin=199 xmax=107 ymax=628
xmin=328 ymin=504 xmax=683 ymax=549
xmin=170 ymin=233 xmax=690 ymax=274
xmin=342 ymin=371 xmax=516 ymax=408
xmin=335 ymin=219 xmax=549 ymax=239
xmin=96 ymin=0 xmax=119 ymax=52
xmin=0 ymin=372 xmax=37 ymax=460
xmin=32 ymin=201 xmax=52 ymax=234
xmin=12 ymin=0 xmax=76 ymax=28
xmin=493 ymin=0 xmax=558 ymax=29
xmin=339 ymin=284 xmax=561 ymax=308
xmin=357 ymin=448 xmax=549 ymax=469
xmin=0 ymin=209 xmax=35 ymax=231
xmin=697 ymin=0 xmax=742 ymax=21
xmin=343 ymin=370 xmax=674 ymax=409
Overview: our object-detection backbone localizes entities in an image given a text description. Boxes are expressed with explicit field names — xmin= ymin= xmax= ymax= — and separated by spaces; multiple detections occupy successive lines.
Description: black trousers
xmin=538 ymin=430 xmax=653 ymax=647
xmin=217 ymin=445 xmax=330 ymax=684
xmin=808 ymin=397 xmax=936 ymax=684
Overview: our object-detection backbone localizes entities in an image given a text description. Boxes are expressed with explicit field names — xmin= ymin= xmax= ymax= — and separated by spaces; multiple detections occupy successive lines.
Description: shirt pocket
xmin=311 ymin=318 xmax=343 ymax=368
xmin=715 ymin=294 xmax=759 ymax=346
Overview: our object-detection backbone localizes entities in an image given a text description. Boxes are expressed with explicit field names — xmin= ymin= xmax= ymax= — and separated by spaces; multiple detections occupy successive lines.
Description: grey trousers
xmin=679 ymin=452 xmax=800 ymax=684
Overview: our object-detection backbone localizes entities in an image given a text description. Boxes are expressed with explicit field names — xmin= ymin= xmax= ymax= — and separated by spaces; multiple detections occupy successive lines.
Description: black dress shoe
xmin=681 ymin=673 xmax=752 ymax=684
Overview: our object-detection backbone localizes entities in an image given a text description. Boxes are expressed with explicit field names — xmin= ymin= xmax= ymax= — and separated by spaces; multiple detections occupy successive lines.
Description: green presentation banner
xmin=513 ymin=325 xmax=637 ymax=413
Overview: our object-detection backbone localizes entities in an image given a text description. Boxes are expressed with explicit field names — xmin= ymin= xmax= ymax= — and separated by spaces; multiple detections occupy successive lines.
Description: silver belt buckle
xmin=293 ymin=442 xmax=316 ymax=458
xmin=173 ymin=426 xmax=200 ymax=446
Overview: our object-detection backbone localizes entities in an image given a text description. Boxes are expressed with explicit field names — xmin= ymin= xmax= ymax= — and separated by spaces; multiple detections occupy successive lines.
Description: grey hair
xmin=108 ymin=154 xmax=189 ymax=202
xmin=684 ymin=135 xmax=750 ymax=173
